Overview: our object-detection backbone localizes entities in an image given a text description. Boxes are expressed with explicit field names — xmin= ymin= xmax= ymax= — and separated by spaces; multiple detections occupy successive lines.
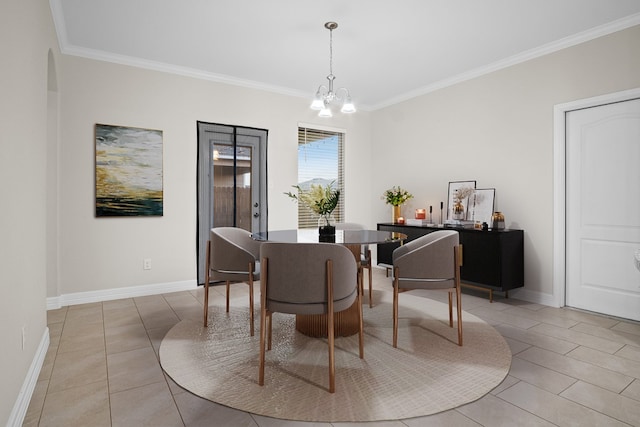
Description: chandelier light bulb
xmin=310 ymin=94 xmax=324 ymax=110
xmin=341 ymin=96 xmax=356 ymax=114
xmin=319 ymin=106 xmax=333 ymax=117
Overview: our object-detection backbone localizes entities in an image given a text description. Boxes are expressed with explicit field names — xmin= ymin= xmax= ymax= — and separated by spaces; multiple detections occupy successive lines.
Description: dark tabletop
xmin=252 ymin=229 xmax=407 ymax=245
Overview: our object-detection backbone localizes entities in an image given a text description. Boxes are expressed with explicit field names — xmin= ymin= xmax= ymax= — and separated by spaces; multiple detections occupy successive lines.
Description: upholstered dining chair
xmin=204 ymin=227 xmax=261 ymax=336
xmin=392 ymin=230 xmax=463 ymax=348
xmin=258 ymin=242 xmax=363 ymax=393
xmin=335 ymin=222 xmax=374 ymax=307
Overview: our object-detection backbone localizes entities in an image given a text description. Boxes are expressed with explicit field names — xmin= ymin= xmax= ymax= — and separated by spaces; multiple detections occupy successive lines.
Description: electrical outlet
xmin=143 ymin=258 xmax=152 ymax=270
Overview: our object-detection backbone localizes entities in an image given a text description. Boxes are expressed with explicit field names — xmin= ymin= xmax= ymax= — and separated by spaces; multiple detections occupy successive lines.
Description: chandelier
xmin=310 ymin=22 xmax=356 ymax=117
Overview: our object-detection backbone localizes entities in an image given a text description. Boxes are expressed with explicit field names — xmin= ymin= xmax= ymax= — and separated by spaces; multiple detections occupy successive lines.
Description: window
xmin=296 ymin=126 xmax=344 ymax=228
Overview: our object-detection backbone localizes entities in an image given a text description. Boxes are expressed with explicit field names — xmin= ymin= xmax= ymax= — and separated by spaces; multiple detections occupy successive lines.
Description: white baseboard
xmin=374 ymin=262 xmax=557 ymax=308
xmin=507 ymin=287 xmax=558 ymax=307
xmin=47 ymin=280 xmax=197 ymax=310
xmin=7 ymin=328 xmax=49 ymax=427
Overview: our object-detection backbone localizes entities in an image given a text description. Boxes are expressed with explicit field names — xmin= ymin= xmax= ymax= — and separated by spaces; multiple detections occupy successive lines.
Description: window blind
xmin=296 ymin=127 xmax=344 ymax=228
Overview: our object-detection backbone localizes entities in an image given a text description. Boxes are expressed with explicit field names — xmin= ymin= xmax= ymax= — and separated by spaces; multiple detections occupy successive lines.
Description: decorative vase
xmin=453 ymin=201 xmax=465 ymax=220
xmin=392 ymin=205 xmax=402 ymax=223
xmin=318 ymin=213 xmax=336 ymax=238
xmin=491 ymin=211 xmax=505 ymax=230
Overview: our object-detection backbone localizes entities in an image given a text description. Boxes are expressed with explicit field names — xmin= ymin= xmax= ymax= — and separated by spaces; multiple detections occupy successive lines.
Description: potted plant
xmin=286 ymin=181 xmax=340 ymax=237
xmin=382 ymin=186 xmax=413 ymax=223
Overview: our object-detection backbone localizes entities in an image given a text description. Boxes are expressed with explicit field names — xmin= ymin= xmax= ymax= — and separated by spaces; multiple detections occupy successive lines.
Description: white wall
xmin=57 ymin=55 xmax=372 ymax=297
xmin=0 ymin=0 xmax=58 ymax=423
xmin=371 ymin=25 xmax=640 ymax=304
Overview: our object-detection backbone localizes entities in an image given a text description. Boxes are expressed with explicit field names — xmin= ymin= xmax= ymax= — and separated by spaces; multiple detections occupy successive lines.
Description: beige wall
xmin=371 ymin=25 xmax=640 ymax=303
xmin=56 ymin=24 xmax=640 ymax=304
xmin=0 ymin=0 xmax=58 ymax=423
xmin=57 ymin=55 xmax=373 ymax=296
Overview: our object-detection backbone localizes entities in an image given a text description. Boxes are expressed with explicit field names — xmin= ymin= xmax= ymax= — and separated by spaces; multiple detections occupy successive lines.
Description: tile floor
xmin=23 ymin=268 xmax=640 ymax=426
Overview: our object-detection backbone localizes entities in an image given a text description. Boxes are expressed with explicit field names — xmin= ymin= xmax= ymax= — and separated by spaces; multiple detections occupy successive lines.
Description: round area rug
xmin=159 ymin=290 xmax=511 ymax=422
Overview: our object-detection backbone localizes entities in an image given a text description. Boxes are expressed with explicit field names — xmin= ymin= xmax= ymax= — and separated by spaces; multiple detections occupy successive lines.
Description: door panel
xmin=197 ymin=122 xmax=267 ymax=285
xmin=566 ymin=98 xmax=640 ymax=320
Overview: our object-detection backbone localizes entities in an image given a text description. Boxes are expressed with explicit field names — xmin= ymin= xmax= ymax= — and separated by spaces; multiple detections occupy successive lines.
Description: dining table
xmin=252 ymin=228 xmax=407 ymax=337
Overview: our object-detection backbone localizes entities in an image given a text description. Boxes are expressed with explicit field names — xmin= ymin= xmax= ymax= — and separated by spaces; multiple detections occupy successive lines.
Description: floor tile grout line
xmin=557 ymin=379 xmax=638 ymax=426
xmin=35 ymin=309 xmax=69 ymax=426
xmin=494 ymin=380 xmax=551 ymax=423
xmin=145 ymin=294 xmax=188 ymax=426
xmin=512 ymin=344 xmax=637 ymax=396
xmin=101 ymin=301 xmax=115 ymax=426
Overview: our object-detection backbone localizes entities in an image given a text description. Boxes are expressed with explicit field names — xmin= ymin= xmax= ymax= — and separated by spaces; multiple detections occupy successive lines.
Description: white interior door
xmin=566 ymin=98 xmax=640 ymax=321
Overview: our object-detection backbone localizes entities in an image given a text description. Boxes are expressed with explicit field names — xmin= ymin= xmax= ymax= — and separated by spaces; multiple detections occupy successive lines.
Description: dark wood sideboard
xmin=377 ymin=223 xmax=524 ymax=301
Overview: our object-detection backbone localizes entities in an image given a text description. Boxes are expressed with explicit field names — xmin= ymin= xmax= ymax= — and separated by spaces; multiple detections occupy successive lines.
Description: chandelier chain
xmin=329 ymin=27 xmax=333 ymax=77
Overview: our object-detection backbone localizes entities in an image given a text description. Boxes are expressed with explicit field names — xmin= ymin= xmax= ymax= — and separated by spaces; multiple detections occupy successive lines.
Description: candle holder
xmin=415 ymin=209 xmax=426 ymax=219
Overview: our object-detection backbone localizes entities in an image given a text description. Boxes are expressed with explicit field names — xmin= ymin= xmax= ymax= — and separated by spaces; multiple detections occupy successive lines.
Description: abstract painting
xmin=95 ymin=124 xmax=163 ymax=216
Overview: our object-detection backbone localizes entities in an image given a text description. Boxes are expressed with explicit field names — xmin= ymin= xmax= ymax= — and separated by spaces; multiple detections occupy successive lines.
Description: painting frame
xmin=469 ymin=188 xmax=495 ymax=225
xmin=447 ymin=180 xmax=476 ymax=221
xmin=95 ymin=123 xmax=164 ymax=217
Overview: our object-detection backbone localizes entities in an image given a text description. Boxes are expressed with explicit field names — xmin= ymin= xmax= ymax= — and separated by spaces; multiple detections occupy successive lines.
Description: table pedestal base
xmin=295 ymin=243 xmax=364 ymax=338
xmin=295 ymin=300 xmax=360 ymax=337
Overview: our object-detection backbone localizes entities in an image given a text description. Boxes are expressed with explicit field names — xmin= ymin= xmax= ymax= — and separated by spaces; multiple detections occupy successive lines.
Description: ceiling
xmin=51 ymin=0 xmax=640 ymax=111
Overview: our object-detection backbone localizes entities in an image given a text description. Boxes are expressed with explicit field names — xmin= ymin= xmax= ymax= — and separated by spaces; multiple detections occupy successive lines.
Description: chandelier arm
xmin=315 ymin=84 xmax=329 ymax=96
xmin=334 ymin=87 xmax=351 ymax=101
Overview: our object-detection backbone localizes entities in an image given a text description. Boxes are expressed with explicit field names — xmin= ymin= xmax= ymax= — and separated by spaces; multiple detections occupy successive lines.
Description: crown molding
xmin=370 ymin=13 xmax=640 ymax=111
xmin=62 ymin=44 xmax=310 ymax=99
xmin=49 ymin=0 xmax=639 ymax=112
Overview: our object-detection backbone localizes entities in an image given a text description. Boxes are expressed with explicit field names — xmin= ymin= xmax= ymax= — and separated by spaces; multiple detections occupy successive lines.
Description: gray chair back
xmin=260 ymin=242 xmax=357 ymax=315
xmin=393 ymin=230 xmax=459 ymax=289
xmin=210 ymin=227 xmax=261 ymax=281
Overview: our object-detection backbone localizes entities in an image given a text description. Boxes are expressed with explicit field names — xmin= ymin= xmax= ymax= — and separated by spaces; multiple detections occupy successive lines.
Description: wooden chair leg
xmin=204 ymin=241 xmax=211 ymax=328
xmin=267 ymin=312 xmax=272 ymax=351
xmin=357 ymin=285 xmax=364 ymax=359
xmin=393 ymin=267 xmax=399 ymax=348
xmin=455 ymin=245 xmax=463 ymax=346
xmin=259 ymin=307 xmax=266 ymax=385
xmin=203 ymin=279 xmax=209 ymax=327
xmin=259 ymin=258 xmax=268 ymax=386
xmin=327 ymin=259 xmax=335 ymax=393
xmin=457 ymin=288 xmax=463 ymax=346
xmin=367 ymin=262 xmax=373 ymax=308
xmin=448 ymin=291 xmax=453 ymax=327
xmin=225 ymin=281 xmax=230 ymax=312
xmin=248 ymin=270 xmax=255 ymax=336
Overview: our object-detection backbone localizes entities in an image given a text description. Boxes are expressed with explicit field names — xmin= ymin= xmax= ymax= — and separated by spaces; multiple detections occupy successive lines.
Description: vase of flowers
xmin=285 ymin=181 xmax=340 ymax=236
xmin=382 ymin=186 xmax=413 ymax=223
